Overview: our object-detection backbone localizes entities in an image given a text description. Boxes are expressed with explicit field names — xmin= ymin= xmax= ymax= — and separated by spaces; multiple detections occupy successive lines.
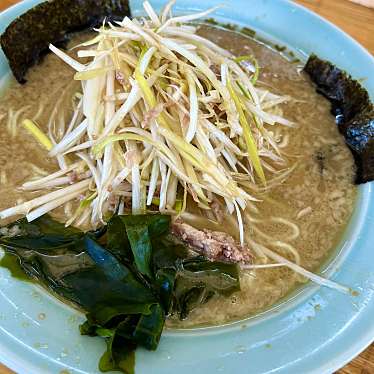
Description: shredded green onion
xmin=2 ymin=1 xmax=294 ymax=243
xmin=227 ymin=78 xmax=266 ymax=184
xmin=22 ymin=119 xmax=53 ymax=151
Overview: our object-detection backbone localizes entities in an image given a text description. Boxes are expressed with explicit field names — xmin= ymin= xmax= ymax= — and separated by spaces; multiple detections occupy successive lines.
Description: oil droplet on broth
xmin=38 ymin=312 xmax=46 ymax=320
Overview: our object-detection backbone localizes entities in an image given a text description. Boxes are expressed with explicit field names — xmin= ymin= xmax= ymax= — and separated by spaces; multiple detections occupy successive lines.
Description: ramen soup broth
xmin=0 ymin=26 xmax=356 ymax=327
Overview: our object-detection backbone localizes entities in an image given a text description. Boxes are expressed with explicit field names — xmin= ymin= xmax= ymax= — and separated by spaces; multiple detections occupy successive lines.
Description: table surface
xmin=0 ymin=0 xmax=373 ymax=373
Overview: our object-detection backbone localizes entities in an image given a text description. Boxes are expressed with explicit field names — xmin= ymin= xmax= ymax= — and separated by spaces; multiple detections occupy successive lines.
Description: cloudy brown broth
xmin=0 ymin=26 xmax=356 ymax=327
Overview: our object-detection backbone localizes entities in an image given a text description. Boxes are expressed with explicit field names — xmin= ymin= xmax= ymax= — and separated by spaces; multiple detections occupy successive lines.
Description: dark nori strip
xmin=304 ymin=54 xmax=374 ymax=184
xmin=0 ymin=0 xmax=131 ymax=83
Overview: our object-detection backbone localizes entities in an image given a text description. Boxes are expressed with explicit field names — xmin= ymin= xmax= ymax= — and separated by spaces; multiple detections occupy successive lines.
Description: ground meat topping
xmin=171 ymin=220 xmax=253 ymax=263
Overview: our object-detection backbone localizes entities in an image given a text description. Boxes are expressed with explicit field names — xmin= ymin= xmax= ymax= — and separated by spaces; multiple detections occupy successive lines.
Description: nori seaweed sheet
xmin=304 ymin=54 xmax=374 ymax=184
xmin=0 ymin=0 xmax=131 ymax=83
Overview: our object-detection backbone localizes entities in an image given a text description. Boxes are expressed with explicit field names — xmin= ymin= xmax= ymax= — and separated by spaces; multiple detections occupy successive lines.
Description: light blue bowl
xmin=0 ymin=1 xmax=373 ymax=373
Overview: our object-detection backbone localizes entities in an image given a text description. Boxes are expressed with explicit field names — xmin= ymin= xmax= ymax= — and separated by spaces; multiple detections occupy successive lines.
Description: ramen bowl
xmin=0 ymin=1 xmax=373 ymax=373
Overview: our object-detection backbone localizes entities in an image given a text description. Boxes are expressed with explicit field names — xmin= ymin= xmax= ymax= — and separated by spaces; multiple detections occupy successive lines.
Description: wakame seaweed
xmin=0 ymin=0 xmax=131 ymax=83
xmin=304 ymin=55 xmax=374 ymax=184
xmin=0 ymin=215 xmax=240 ymax=374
